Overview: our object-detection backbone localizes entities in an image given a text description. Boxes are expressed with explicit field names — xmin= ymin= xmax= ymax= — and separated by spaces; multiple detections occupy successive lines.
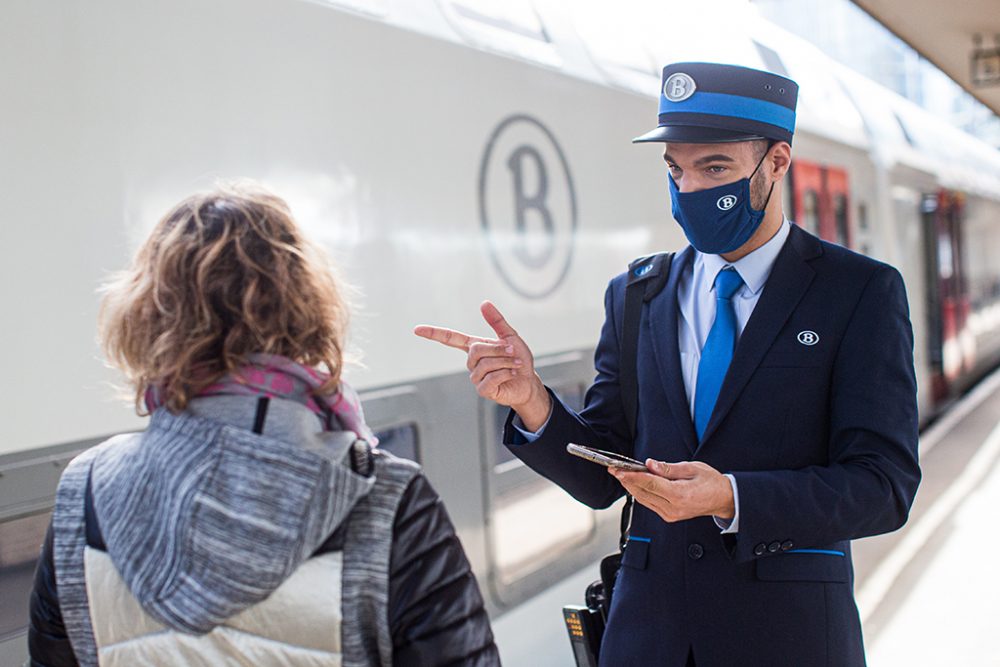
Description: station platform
xmin=494 ymin=369 xmax=1000 ymax=666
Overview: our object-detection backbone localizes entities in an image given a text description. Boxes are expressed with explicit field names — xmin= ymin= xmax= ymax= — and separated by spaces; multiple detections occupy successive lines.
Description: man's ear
xmin=768 ymin=142 xmax=792 ymax=179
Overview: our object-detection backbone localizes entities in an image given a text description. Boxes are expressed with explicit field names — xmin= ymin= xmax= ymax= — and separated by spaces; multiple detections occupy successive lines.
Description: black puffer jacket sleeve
xmin=388 ymin=474 xmax=500 ymax=666
xmin=28 ymin=523 xmax=79 ymax=667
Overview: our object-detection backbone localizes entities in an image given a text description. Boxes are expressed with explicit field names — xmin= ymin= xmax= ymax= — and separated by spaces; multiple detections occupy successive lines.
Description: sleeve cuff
xmin=713 ymin=473 xmax=740 ymax=534
xmin=510 ymin=412 xmax=552 ymax=443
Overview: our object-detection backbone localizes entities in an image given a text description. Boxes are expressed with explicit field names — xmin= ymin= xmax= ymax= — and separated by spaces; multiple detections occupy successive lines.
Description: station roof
xmin=850 ymin=0 xmax=1000 ymax=116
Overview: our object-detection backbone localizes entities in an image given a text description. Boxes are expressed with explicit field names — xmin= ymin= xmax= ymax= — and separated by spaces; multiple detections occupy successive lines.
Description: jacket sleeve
xmin=28 ymin=522 xmax=79 ymax=667
xmin=501 ymin=277 xmax=632 ymax=509
xmin=388 ymin=473 xmax=500 ymax=667
xmin=731 ymin=265 xmax=922 ymax=562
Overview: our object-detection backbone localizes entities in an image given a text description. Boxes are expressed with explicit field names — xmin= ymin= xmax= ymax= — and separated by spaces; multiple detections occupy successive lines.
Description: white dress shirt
xmin=515 ymin=220 xmax=793 ymax=534
xmin=679 ymin=219 xmax=790 ymax=532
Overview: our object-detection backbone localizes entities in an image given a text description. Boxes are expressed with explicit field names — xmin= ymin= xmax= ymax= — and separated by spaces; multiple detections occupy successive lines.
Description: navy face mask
xmin=668 ymin=152 xmax=774 ymax=255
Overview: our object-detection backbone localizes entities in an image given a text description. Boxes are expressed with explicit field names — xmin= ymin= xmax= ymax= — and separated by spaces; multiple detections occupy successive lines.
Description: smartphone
xmin=566 ymin=443 xmax=648 ymax=472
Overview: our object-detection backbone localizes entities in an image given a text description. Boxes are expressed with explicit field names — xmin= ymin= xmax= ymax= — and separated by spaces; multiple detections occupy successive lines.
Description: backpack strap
xmin=621 ymin=253 xmax=673 ymax=438
xmin=617 ymin=252 xmax=674 ymax=549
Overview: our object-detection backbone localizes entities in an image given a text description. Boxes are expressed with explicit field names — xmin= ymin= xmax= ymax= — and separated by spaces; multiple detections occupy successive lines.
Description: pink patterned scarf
xmin=145 ymin=353 xmax=377 ymax=444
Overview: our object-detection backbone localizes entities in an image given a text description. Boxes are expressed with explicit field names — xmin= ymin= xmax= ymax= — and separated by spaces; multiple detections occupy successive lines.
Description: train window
xmin=856 ymin=203 xmax=870 ymax=254
xmin=374 ymin=423 xmax=420 ymax=462
xmin=0 ymin=512 xmax=51 ymax=640
xmin=921 ymin=194 xmax=939 ymax=215
xmin=450 ymin=0 xmax=547 ymax=40
xmin=893 ymin=112 xmax=916 ymax=147
xmin=440 ymin=0 xmax=559 ymax=67
xmin=801 ymin=189 xmax=820 ymax=236
xmin=834 ymin=194 xmax=849 ymax=247
xmin=491 ymin=479 xmax=596 ymax=584
xmin=938 ymin=232 xmax=955 ymax=280
xmin=752 ymin=41 xmax=789 ymax=77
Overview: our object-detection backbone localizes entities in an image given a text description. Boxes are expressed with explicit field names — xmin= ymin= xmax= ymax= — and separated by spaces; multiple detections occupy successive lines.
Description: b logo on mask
xmin=717 ymin=195 xmax=738 ymax=211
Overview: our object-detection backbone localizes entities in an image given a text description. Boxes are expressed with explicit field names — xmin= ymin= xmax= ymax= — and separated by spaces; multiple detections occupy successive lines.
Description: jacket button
xmin=688 ymin=543 xmax=704 ymax=560
xmin=781 ymin=540 xmax=794 ymax=551
xmin=754 ymin=543 xmax=767 ymax=556
xmin=768 ymin=541 xmax=781 ymax=553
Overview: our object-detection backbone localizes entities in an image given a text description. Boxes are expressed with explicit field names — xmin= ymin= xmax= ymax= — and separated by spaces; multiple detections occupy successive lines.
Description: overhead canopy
xmin=850 ymin=0 xmax=1000 ymax=117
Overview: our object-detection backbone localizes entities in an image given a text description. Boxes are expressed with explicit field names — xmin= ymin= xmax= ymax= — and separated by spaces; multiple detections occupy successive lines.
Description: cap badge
xmin=717 ymin=195 xmax=738 ymax=211
xmin=663 ymin=73 xmax=697 ymax=102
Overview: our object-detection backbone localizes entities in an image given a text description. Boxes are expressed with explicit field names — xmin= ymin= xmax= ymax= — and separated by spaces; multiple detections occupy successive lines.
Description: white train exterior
xmin=2 ymin=0 xmax=1000 ymax=663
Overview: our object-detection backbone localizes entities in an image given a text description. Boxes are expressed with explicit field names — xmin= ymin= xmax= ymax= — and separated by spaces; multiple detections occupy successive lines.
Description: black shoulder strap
xmin=621 ymin=252 xmax=674 ymax=439
xmin=617 ymin=252 xmax=674 ymax=550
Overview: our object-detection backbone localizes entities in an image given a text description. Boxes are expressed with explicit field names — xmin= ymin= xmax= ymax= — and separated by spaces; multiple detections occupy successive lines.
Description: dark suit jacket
xmin=504 ymin=225 xmax=920 ymax=667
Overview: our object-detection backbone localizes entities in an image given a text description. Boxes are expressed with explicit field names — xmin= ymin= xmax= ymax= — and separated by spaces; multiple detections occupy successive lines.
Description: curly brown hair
xmin=99 ymin=182 xmax=350 ymax=414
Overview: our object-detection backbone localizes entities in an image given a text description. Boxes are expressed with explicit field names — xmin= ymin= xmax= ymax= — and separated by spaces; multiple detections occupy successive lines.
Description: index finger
xmin=480 ymin=301 xmax=518 ymax=339
xmin=413 ymin=325 xmax=489 ymax=352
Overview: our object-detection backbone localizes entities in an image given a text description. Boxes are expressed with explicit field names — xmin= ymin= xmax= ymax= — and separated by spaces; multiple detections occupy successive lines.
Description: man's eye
xmin=707 ymin=166 xmax=728 ymax=174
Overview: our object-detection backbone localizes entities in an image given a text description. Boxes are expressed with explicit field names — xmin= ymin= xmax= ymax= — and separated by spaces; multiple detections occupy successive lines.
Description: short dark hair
xmin=754 ymin=139 xmax=775 ymax=160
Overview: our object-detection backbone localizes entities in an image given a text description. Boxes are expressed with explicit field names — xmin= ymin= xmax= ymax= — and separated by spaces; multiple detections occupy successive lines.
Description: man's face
xmin=663 ymin=140 xmax=771 ymax=210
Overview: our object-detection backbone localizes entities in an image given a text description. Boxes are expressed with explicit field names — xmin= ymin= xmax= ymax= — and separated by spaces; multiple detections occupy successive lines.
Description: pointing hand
xmin=414 ymin=301 xmax=552 ymax=429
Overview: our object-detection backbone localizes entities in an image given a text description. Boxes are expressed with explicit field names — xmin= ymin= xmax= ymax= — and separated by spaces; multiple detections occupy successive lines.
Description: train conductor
xmin=415 ymin=62 xmax=921 ymax=666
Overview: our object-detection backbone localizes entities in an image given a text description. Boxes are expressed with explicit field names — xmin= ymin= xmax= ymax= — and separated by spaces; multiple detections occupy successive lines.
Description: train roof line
xmin=339 ymin=0 xmax=1000 ymax=198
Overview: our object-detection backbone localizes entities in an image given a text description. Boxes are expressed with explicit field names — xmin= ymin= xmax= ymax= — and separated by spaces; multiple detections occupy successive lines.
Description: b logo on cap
xmin=663 ymin=73 xmax=697 ymax=102
xmin=717 ymin=195 xmax=738 ymax=210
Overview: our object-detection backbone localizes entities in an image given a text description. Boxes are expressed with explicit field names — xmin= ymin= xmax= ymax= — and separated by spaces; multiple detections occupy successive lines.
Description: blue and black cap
xmin=633 ymin=62 xmax=798 ymax=145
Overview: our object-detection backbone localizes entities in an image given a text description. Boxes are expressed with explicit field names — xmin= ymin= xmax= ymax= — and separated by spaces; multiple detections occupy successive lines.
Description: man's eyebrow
xmin=662 ymin=153 xmax=738 ymax=166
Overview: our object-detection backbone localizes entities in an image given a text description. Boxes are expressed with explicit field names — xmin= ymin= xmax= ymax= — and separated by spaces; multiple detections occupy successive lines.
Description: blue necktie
xmin=694 ymin=268 xmax=744 ymax=441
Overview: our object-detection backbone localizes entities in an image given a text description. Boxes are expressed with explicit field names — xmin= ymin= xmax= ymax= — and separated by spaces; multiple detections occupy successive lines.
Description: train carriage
xmin=2 ymin=0 xmax=1000 ymax=663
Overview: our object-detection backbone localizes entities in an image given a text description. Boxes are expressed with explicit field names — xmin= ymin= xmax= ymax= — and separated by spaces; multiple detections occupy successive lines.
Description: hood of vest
xmin=87 ymin=396 xmax=374 ymax=634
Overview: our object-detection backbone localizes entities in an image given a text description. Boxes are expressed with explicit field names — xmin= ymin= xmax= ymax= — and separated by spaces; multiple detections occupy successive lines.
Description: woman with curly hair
xmin=28 ymin=183 xmax=499 ymax=667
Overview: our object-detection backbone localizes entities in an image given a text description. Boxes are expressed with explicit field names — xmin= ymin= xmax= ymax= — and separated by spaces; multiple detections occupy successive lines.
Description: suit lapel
xmin=698 ymin=225 xmax=822 ymax=447
xmin=648 ymin=246 xmax=698 ymax=455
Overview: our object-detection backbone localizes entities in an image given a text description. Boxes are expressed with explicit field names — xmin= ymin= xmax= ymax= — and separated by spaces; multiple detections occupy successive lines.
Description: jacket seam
xmin=829 ymin=265 xmax=885 ymax=371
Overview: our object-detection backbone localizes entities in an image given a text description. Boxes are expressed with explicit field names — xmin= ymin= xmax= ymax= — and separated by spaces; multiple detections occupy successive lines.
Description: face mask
xmin=668 ymin=152 xmax=774 ymax=255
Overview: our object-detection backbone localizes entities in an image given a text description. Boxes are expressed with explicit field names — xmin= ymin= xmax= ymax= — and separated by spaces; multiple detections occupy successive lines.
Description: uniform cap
xmin=633 ymin=62 xmax=798 ymax=144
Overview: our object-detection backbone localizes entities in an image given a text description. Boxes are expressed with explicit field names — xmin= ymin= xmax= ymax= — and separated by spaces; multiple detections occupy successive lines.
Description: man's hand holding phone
xmin=567 ymin=443 xmax=734 ymax=523
xmin=607 ymin=458 xmax=736 ymax=524
xmin=413 ymin=301 xmax=552 ymax=431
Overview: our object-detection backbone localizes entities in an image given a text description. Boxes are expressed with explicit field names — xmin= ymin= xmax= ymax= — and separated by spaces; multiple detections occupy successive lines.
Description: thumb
xmin=481 ymin=300 xmax=518 ymax=340
xmin=655 ymin=461 xmax=697 ymax=479
xmin=645 ymin=459 xmax=669 ymax=477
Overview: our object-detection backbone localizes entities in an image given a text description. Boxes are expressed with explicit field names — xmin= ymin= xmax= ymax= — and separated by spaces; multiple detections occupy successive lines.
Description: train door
xmin=790 ymin=160 xmax=822 ymax=237
xmin=789 ymin=159 xmax=851 ymax=247
xmin=826 ymin=167 xmax=852 ymax=248
xmin=479 ymin=352 xmax=619 ymax=610
xmin=922 ymin=189 xmax=971 ymax=404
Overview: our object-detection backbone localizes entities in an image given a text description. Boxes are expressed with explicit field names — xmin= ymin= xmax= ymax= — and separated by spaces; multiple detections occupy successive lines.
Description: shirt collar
xmin=700 ymin=218 xmax=791 ymax=296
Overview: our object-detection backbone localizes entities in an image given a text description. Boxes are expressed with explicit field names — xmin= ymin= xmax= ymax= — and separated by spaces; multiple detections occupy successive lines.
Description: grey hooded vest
xmin=50 ymin=398 xmax=418 ymax=666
